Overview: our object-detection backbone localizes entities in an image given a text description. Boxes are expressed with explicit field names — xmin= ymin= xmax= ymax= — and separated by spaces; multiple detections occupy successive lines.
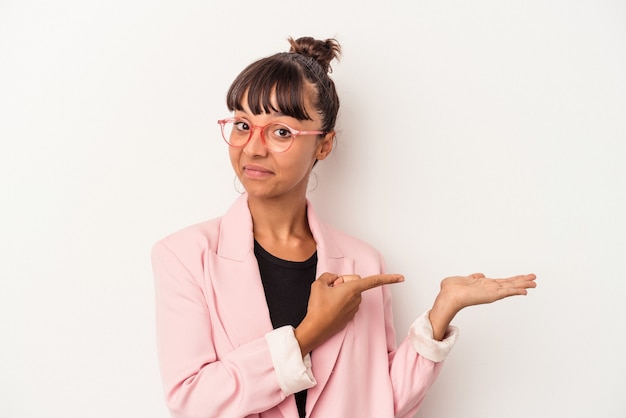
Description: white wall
xmin=1 ymin=1 xmax=625 ymax=417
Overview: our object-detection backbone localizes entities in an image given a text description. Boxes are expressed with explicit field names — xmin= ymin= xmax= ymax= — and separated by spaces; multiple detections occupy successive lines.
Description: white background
xmin=1 ymin=1 xmax=625 ymax=417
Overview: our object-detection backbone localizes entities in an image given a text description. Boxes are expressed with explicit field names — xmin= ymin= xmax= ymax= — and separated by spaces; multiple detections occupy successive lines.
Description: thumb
xmin=316 ymin=272 xmax=339 ymax=286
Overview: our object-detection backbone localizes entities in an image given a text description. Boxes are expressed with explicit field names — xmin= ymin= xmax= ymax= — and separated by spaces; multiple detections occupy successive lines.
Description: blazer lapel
xmin=305 ymin=201 xmax=355 ymax=411
xmin=212 ymin=249 xmax=298 ymax=418
xmin=211 ymin=194 xmax=274 ymax=347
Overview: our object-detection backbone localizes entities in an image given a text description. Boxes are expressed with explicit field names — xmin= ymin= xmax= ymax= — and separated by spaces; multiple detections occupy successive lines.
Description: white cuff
xmin=265 ymin=326 xmax=316 ymax=395
xmin=408 ymin=309 xmax=459 ymax=363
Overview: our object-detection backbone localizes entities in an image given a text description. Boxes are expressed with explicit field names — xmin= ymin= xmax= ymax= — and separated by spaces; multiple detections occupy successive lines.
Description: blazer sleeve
xmin=152 ymin=240 xmax=309 ymax=418
xmin=383 ymin=285 xmax=459 ymax=418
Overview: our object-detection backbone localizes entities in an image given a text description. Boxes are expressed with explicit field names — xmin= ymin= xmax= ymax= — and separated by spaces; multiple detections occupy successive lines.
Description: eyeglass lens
xmin=221 ymin=121 xmax=294 ymax=152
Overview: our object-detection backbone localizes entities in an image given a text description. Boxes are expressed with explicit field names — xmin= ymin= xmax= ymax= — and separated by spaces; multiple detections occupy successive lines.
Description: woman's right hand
xmin=294 ymin=272 xmax=404 ymax=356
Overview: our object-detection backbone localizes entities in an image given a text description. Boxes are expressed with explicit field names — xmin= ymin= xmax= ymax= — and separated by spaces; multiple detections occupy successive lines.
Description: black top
xmin=254 ymin=240 xmax=317 ymax=418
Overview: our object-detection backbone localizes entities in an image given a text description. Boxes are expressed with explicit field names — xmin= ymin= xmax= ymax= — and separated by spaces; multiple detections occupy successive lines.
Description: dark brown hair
xmin=226 ymin=37 xmax=341 ymax=133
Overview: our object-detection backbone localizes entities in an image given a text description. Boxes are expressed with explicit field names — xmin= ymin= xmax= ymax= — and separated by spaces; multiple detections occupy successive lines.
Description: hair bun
xmin=288 ymin=36 xmax=341 ymax=73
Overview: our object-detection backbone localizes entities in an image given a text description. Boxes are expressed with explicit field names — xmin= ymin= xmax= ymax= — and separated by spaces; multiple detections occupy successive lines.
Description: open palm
xmin=441 ymin=272 xmax=537 ymax=311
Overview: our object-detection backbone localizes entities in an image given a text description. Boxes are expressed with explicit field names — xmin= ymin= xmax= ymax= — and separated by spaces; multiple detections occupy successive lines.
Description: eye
xmin=233 ymin=121 xmax=250 ymax=132
xmin=271 ymin=125 xmax=294 ymax=139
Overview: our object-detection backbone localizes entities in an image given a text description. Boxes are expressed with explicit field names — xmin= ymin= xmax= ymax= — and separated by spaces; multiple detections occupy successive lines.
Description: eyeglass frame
xmin=217 ymin=117 xmax=327 ymax=153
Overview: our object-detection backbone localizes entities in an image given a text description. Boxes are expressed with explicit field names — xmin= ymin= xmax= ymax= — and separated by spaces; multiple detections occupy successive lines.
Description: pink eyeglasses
xmin=218 ymin=118 xmax=326 ymax=153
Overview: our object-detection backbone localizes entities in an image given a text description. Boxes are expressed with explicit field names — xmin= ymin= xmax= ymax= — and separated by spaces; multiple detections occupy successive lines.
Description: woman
xmin=151 ymin=36 xmax=537 ymax=418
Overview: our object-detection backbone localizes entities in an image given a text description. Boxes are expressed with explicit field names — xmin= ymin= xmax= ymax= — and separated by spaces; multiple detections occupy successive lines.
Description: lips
xmin=242 ymin=164 xmax=273 ymax=179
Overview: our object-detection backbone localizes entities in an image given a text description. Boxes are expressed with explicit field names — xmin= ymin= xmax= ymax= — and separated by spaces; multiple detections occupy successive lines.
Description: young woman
xmin=151 ymin=36 xmax=537 ymax=418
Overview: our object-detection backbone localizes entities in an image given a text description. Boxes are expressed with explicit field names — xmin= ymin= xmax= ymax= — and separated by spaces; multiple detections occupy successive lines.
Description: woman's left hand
xmin=429 ymin=273 xmax=537 ymax=340
xmin=440 ymin=273 xmax=537 ymax=310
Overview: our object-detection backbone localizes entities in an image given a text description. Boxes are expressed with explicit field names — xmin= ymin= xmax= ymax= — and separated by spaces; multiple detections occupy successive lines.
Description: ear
xmin=315 ymin=131 xmax=335 ymax=161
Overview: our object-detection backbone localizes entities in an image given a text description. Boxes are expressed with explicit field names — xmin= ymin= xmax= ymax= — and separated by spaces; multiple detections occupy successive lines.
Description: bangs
xmin=226 ymin=54 xmax=313 ymax=121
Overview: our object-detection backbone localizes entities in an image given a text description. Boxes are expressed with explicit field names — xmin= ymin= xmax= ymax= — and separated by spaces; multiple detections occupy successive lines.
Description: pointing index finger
xmin=352 ymin=274 xmax=405 ymax=292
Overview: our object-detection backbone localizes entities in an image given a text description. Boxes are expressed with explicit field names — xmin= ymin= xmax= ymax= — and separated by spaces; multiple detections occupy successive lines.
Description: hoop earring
xmin=308 ymin=171 xmax=319 ymax=192
xmin=233 ymin=175 xmax=245 ymax=194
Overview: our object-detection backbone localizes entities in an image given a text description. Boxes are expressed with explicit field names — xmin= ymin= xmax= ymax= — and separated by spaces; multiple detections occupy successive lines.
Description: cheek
xmin=273 ymin=150 xmax=313 ymax=179
xmin=228 ymin=148 xmax=241 ymax=172
xmin=294 ymin=151 xmax=318 ymax=177
xmin=290 ymin=145 xmax=317 ymax=169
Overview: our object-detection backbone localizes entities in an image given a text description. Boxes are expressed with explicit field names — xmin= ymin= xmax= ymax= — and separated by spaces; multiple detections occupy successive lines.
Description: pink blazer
xmin=152 ymin=194 xmax=447 ymax=418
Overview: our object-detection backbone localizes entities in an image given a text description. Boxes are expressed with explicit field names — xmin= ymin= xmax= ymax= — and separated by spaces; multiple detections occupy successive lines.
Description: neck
xmin=247 ymin=194 xmax=315 ymax=261
xmin=248 ymin=194 xmax=309 ymax=239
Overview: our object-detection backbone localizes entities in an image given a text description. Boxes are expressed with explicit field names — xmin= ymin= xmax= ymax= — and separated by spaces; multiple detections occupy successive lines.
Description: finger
xmin=316 ymin=272 xmax=340 ymax=286
xmin=510 ymin=273 xmax=536 ymax=280
xmin=499 ymin=274 xmax=538 ymax=287
xmin=332 ymin=276 xmax=345 ymax=286
xmin=496 ymin=275 xmax=538 ymax=296
xmin=468 ymin=273 xmax=486 ymax=279
xmin=518 ymin=274 xmax=537 ymax=288
xmin=336 ymin=274 xmax=361 ymax=285
xmin=329 ymin=274 xmax=360 ymax=286
xmin=523 ymin=273 xmax=537 ymax=282
xmin=519 ymin=275 xmax=538 ymax=289
xmin=352 ymin=274 xmax=404 ymax=293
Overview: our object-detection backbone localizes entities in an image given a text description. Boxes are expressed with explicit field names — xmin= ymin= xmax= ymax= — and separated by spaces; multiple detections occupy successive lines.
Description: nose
xmin=243 ymin=126 xmax=268 ymax=156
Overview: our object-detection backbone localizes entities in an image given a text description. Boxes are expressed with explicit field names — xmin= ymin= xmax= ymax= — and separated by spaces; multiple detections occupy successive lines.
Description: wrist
xmin=429 ymin=292 xmax=460 ymax=340
xmin=294 ymin=318 xmax=318 ymax=357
